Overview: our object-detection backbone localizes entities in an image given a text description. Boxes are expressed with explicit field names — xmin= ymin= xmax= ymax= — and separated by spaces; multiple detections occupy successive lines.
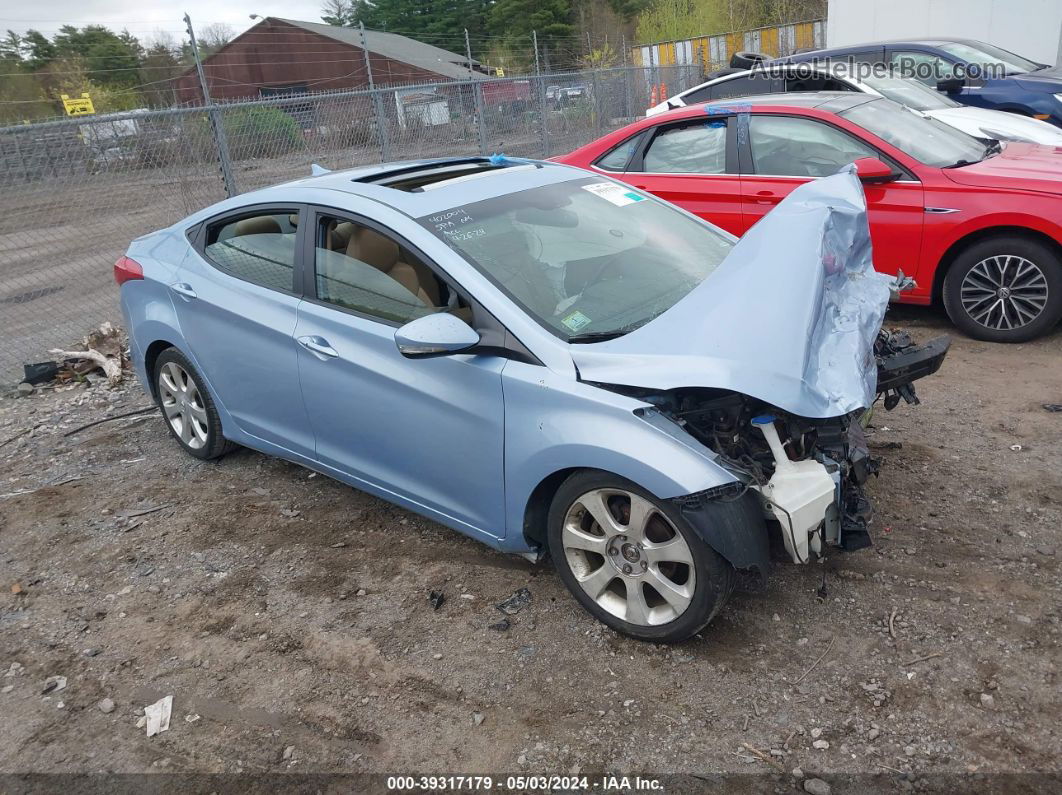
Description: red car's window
xmin=642 ymin=122 xmax=729 ymax=174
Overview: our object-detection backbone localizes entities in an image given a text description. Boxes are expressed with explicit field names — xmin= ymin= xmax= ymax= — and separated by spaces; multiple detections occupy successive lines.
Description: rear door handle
xmin=170 ymin=282 xmax=197 ymax=300
xmin=297 ymin=335 xmax=339 ymax=360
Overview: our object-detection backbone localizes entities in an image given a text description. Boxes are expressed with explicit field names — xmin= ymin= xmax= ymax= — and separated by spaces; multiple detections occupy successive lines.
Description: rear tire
xmin=942 ymin=235 xmax=1062 ymax=342
xmin=547 ymin=470 xmax=734 ymax=643
xmin=153 ymin=347 xmax=233 ymax=460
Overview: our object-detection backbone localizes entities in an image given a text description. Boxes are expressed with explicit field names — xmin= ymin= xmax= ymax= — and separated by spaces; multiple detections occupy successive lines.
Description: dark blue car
xmin=779 ymin=38 xmax=1062 ymax=127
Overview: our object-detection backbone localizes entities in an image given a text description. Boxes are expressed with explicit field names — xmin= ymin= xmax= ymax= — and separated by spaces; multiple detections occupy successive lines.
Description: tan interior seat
xmin=346 ymin=227 xmax=441 ymax=306
xmin=232 ymin=216 xmax=282 ymax=237
xmin=329 ymin=221 xmax=355 ymax=252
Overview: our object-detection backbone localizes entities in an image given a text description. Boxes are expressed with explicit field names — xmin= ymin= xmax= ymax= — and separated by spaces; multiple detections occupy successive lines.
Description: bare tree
xmin=198 ymin=22 xmax=236 ymax=56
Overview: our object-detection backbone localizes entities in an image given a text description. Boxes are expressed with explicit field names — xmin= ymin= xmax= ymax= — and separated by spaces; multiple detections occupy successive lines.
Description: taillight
xmin=114 ymin=255 xmax=144 ymax=286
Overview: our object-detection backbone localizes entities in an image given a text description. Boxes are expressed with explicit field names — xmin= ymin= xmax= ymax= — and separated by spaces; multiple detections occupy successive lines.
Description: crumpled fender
xmin=570 ymin=166 xmax=895 ymax=419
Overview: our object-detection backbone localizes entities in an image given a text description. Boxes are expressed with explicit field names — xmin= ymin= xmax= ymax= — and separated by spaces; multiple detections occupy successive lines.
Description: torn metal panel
xmin=570 ymin=166 xmax=895 ymax=419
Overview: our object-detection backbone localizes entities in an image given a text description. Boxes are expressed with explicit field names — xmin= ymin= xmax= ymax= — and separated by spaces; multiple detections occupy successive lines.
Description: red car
xmin=557 ymin=93 xmax=1062 ymax=342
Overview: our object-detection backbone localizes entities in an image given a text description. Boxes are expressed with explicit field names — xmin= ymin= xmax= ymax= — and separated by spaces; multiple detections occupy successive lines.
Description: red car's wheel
xmin=943 ymin=236 xmax=1062 ymax=343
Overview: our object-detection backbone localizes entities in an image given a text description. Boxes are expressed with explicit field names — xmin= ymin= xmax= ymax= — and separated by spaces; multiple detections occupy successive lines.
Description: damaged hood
xmin=571 ymin=167 xmax=894 ymax=419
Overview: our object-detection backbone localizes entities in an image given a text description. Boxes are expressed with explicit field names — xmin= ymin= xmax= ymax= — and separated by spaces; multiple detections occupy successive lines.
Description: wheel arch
xmin=143 ymin=339 xmax=179 ymax=399
xmin=931 ymin=225 xmax=1062 ymax=304
xmin=522 ymin=467 xmax=583 ymax=550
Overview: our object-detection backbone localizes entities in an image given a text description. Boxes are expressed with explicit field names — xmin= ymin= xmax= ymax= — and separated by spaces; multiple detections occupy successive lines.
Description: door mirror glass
xmin=395 ymin=313 xmax=480 ymax=358
xmin=854 ymin=156 xmax=900 ymax=183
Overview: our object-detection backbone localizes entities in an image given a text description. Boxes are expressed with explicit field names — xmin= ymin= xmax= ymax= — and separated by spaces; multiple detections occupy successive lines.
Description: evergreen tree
xmin=22 ymin=30 xmax=56 ymax=71
xmin=487 ymin=0 xmax=574 ymax=62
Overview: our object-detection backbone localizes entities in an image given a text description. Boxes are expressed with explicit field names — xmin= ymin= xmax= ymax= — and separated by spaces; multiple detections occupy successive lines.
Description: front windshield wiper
xmin=567 ymin=329 xmax=632 ymax=344
xmin=944 ymin=138 xmax=1002 ymax=169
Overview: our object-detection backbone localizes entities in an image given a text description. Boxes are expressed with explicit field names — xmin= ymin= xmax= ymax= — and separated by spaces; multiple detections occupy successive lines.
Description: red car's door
xmin=617 ymin=115 xmax=746 ymax=236
xmin=738 ymin=114 xmax=925 ymax=278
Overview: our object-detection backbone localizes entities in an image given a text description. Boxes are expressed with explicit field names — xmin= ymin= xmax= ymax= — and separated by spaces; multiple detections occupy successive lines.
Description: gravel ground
xmin=0 ymin=307 xmax=1060 ymax=791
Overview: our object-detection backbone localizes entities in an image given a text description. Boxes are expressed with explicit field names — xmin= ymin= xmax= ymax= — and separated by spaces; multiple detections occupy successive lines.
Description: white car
xmin=648 ymin=66 xmax=1062 ymax=146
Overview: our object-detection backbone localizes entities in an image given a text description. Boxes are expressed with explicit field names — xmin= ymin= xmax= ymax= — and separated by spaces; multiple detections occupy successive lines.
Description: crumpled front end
xmin=571 ymin=165 xmax=899 ymax=419
xmin=577 ymin=166 xmax=950 ymax=568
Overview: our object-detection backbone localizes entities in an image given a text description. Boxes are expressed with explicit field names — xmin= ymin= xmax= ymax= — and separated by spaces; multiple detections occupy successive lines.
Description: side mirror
xmin=395 ymin=313 xmax=480 ymax=358
xmin=936 ymin=76 xmax=964 ymax=94
xmin=854 ymin=156 xmax=900 ymax=184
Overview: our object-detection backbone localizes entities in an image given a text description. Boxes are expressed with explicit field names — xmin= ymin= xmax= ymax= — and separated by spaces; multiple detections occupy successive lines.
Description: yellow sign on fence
xmin=61 ymin=93 xmax=95 ymax=116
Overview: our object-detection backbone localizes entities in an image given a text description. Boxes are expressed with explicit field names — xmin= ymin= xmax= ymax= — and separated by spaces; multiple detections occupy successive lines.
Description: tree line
xmin=0 ymin=23 xmax=234 ymax=123
xmin=0 ymin=0 xmax=825 ymax=123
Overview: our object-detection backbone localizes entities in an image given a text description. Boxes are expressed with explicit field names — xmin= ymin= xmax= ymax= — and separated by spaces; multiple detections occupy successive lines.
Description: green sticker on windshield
xmin=562 ymin=310 xmax=592 ymax=331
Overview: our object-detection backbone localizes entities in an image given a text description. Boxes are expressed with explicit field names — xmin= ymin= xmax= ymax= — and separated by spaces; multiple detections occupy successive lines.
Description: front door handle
xmin=170 ymin=282 xmax=197 ymax=300
xmin=752 ymin=190 xmax=776 ymax=205
xmin=297 ymin=335 xmax=339 ymax=360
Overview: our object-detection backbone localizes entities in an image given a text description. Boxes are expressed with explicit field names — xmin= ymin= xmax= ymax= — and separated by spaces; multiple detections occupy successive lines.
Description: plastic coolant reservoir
xmin=751 ymin=415 xmax=836 ymax=564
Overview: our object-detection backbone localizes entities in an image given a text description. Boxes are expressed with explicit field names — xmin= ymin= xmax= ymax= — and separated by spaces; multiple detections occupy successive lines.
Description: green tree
xmin=321 ymin=0 xmax=490 ymax=58
xmin=139 ymin=41 xmax=183 ymax=107
xmin=488 ymin=0 xmax=574 ymax=63
xmin=22 ymin=30 xmax=56 ymax=71
xmin=1 ymin=30 xmax=23 ymax=61
xmin=51 ymin=25 xmax=142 ymax=86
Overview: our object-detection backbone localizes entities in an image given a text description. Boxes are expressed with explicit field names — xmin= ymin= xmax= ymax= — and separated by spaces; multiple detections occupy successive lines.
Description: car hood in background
xmin=1013 ymin=65 xmax=1062 ymax=87
xmin=570 ymin=167 xmax=894 ymax=419
xmin=927 ymin=106 xmax=1062 ymax=146
xmin=942 ymin=142 xmax=1062 ymax=193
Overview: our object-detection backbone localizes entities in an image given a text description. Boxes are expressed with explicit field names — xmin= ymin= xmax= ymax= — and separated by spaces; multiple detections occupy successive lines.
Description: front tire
xmin=942 ymin=236 xmax=1061 ymax=342
xmin=153 ymin=347 xmax=232 ymax=460
xmin=547 ymin=471 xmax=734 ymax=643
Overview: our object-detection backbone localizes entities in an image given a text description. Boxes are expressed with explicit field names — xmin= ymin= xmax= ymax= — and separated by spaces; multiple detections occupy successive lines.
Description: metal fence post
xmin=622 ymin=35 xmax=632 ymax=120
xmin=533 ymin=31 xmax=550 ymax=157
xmin=360 ymin=22 xmax=391 ymax=162
xmin=647 ymin=44 xmax=656 ymax=112
xmin=465 ymin=29 xmax=488 ymax=155
xmin=185 ymin=13 xmax=236 ymax=197
xmin=590 ymin=68 xmax=601 ymax=137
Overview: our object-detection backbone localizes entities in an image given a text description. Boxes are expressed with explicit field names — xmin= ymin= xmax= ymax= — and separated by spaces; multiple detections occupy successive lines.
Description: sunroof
xmin=352 ymin=157 xmax=536 ymax=192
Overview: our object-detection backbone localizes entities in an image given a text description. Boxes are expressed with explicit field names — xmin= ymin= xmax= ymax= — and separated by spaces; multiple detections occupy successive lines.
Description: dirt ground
xmin=0 ymin=307 xmax=1060 ymax=791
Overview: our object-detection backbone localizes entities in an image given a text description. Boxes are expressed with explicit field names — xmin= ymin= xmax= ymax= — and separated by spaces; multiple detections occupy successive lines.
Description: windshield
xmin=841 ymin=98 xmax=987 ymax=167
xmin=858 ymin=74 xmax=959 ymax=110
xmin=419 ymin=177 xmax=733 ymax=341
xmin=937 ymin=41 xmax=1041 ymax=74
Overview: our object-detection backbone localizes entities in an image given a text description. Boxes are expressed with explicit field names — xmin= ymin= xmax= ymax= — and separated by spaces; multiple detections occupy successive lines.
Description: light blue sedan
xmin=117 ymin=156 xmax=947 ymax=642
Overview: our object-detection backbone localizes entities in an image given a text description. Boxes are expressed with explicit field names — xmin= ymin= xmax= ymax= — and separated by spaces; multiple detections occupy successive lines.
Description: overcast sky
xmin=2 ymin=1 xmax=327 ymax=41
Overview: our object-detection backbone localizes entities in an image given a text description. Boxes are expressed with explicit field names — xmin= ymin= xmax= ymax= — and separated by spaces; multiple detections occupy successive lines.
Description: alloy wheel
xmin=960 ymin=255 xmax=1049 ymax=331
xmin=158 ymin=361 xmax=209 ymax=450
xmin=561 ymin=488 xmax=696 ymax=627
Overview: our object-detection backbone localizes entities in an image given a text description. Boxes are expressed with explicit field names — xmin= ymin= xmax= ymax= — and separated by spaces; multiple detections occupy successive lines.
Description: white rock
xmin=803 ymin=777 xmax=831 ymax=795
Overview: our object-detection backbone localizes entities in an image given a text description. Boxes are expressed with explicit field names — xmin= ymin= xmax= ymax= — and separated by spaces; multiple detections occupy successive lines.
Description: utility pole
xmin=465 ymin=29 xmax=487 ymax=155
xmin=184 ymin=13 xmax=235 ymax=196
xmin=360 ymin=22 xmax=390 ymax=161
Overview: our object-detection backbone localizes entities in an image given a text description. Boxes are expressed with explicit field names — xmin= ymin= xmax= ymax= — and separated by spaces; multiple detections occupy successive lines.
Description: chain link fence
xmin=0 ymin=63 xmax=710 ymax=382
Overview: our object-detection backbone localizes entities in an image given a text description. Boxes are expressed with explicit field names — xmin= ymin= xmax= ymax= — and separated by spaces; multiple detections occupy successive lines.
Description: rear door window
xmin=640 ymin=121 xmax=730 ymax=174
